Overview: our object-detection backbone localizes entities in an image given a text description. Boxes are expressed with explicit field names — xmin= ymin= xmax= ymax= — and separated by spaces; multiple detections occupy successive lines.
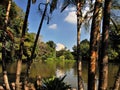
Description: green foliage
xmin=24 ymin=33 xmax=35 ymax=47
xmin=0 ymin=1 xmax=22 ymax=62
xmin=0 ymin=0 xmax=31 ymax=62
xmin=50 ymin=0 xmax=59 ymax=13
xmin=80 ymin=39 xmax=90 ymax=60
xmin=72 ymin=39 xmax=90 ymax=60
xmin=46 ymin=40 xmax=56 ymax=49
xmin=59 ymin=55 xmax=65 ymax=60
xmin=108 ymin=24 xmax=120 ymax=61
xmin=72 ymin=45 xmax=77 ymax=60
xmin=9 ymin=2 xmax=18 ymax=19
xmin=36 ymin=42 xmax=55 ymax=61
xmin=46 ymin=41 xmax=56 ymax=58
xmin=56 ymin=49 xmax=74 ymax=60
xmin=108 ymin=49 xmax=119 ymax=60
xmin=43 ymin=75 xmax=71 ymax=90
xmin=0 ymin=5 xmax=6 ymax=29
xmin=64 ymin=50 xmax=74 ymax=60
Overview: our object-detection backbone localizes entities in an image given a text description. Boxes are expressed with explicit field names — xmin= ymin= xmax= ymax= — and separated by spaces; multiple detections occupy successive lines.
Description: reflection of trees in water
xmin=108 ymin=63 xmax=119 ymax=89
xmin=30 ymin=62 xmax=56 ymax=78
xmin=0 ymin=61 xmax=119 ymax=89
xmin=72 ymin=62 xmax=119 ymax=89
xmin=73 ymin=61 xmax=88 ymax=82
xmin=56 ymin=69 xmax=65 ymax=78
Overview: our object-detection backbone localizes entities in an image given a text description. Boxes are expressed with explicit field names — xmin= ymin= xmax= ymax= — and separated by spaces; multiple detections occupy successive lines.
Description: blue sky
xmin=13 ymin=0 xmax=90 ymax=51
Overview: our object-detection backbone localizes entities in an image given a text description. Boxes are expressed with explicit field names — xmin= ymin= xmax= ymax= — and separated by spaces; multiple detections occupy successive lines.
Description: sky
xmin=13 ymin=0 xmax=90 ymax=51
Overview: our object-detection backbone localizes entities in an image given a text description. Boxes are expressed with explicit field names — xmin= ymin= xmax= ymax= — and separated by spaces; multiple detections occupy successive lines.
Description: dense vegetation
xmin=0 ymin=1 xmax=120 ymax=63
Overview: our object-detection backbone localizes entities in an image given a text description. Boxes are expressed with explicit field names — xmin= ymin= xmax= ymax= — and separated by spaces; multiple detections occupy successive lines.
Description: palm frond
xmin=110 ymin=17 xmax=118 ymax=31
xmin=61 ymin=0 xmax=70 ymax=12
xmin=43 ymin=75 xmax=71 ymax=90
xmin=70 ymin=0 xmax=77 ymax=5
xmin=50 ymin=0 xmax=58 ymax=14
xmin=38 ymin=2 xmax=51 ymax=24
xmin=59 ymin=74 xmax=67 ymax=82
xmin=32 ymin=0 xmax=36 ymax=4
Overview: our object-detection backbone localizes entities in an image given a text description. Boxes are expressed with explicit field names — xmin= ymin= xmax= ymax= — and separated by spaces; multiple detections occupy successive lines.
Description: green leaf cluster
xmin=35 ymin=41 xmax=56 ymax=61
xmin=43 ymin=75 xmax=71 ymax=90
xmin=108 ymin=24 xmax=120 ymax=61
xmin=72 ymin=39 xmax=90 ymax=61
xmin=56 ymin=49 xmax=74 ymax=60
xmin=0 ymin=1 xmax=34 ymax=62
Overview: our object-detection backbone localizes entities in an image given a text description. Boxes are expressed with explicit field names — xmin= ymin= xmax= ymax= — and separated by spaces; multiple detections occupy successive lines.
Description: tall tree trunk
xmin=113 ymin=66 xmax=120 ymax=90
xmin=15 ymin=0 xmax=31 ymax=89
xmin=77 ymin=1 xmax=84 ymax=90
xmin=98 ymin=0 xmax=111 ymax=90
xmin=2 ymin=0 xmax=12 ymax=90
xmin=25 ymin=2 xmax=48 ymax=82
xmin=88 ymin=0 xmax=103 ymax=90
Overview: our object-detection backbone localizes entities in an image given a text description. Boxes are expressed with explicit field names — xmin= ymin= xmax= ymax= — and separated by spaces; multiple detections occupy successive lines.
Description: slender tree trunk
xmin=113 ymin=66 xmax=120 ymax=90
xmin=2 ymin=0 xmax=12 ymax=90
xmin=77 ymin=1 xmax=84 ymax=90
xmin=25 ymin=2 xmax=48 ymax=82
xmin=88 ymin=0 xmax=103 ymax=90
xmin=15 ymin=0 xmax=31 ymax=89
xmin=98 ymin=0 xmax=111 ymax=90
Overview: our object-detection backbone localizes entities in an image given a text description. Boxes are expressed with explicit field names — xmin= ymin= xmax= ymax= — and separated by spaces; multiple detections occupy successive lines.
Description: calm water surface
xmin=0 ymin=61 xmax=119 ymax=90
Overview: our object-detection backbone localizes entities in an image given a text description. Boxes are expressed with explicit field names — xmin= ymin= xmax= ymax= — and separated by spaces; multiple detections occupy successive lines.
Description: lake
xmin=0 ymin=60 xmax=119 ymax=90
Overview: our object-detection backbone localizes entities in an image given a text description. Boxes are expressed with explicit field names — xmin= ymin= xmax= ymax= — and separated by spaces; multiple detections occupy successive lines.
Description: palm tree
xmin=15 ymin=0 xmax=36 ymax=89
xmin=88 ymin=0 xmax=103 ymax=90
xmin=25 ymin=0 xmax=49 ymax=83
xmin=76 ymin=1 xmax=85 ymax=90
xmin=98 ymin=0 xmax=112 ymax=89
xmin=2 ymin=0 xmax=12 ymax=89
xmin=61 ymin=0 xmax=93 ymax=90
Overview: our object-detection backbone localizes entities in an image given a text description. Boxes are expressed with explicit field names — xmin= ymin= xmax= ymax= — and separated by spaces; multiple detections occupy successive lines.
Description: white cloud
xmin=48 ymin=24 xmax=57 ymax=30
xmin=56 ymin=43 xmax=65 ymax=51
xmin=69 ymin=7 xmax=76 ymax=11
xmin=64 ymin=11 xmax=77 ymax=24
xmin=64 ymin=7 xmax=76 ymax=11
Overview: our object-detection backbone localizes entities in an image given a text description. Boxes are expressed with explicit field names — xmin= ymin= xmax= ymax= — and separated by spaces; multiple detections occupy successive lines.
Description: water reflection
xmin=56 ymin=69 xmax=65 ymax=77
xmin=0 ymin=61 xmax=119 ymax=89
